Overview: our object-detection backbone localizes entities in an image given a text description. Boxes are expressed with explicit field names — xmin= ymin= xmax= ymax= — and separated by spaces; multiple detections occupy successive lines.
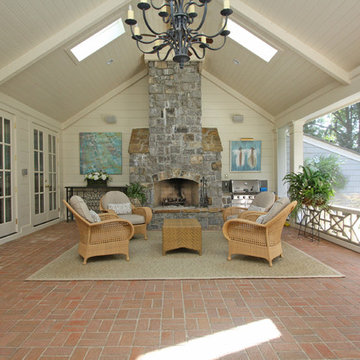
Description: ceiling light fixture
xmin=125 ymin=0 xmax=233 ymax=69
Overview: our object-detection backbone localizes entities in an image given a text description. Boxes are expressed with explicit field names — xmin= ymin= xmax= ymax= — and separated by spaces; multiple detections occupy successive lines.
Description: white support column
xmin=276 ymin=126 xmax=288 ymax=197
xmin=289 ymin=120 xmax=305 ymax=172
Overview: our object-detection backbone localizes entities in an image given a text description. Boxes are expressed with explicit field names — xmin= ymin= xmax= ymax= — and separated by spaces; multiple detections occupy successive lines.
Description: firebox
xmin=154 ymin=178 xmax=199 ymax=207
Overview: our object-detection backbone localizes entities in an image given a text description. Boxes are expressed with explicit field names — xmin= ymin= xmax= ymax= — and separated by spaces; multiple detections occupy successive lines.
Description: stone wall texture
xmin=129 ymin=61 xmax=222 ymax=211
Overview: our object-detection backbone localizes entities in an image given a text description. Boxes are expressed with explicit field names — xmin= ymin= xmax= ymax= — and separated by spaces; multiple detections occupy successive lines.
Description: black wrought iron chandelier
xmin=125 ymin=0 xmax=233 ymax=69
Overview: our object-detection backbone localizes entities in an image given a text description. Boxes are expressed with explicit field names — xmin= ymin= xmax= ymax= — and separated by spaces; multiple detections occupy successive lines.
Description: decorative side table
xmin=162 ymin=218 xmax=202 ymax=255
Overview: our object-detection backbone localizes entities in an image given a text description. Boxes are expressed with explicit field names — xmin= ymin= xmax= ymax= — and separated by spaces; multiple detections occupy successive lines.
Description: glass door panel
xmin=32 ymin=126 xmax=59 ymax=225
xmin=0 ymin=114 xmax=16 ymax=237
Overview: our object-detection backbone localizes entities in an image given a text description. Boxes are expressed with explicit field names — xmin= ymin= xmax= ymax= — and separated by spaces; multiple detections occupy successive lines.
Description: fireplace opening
xmin=154 ymin=178 xmax=199 ymax=207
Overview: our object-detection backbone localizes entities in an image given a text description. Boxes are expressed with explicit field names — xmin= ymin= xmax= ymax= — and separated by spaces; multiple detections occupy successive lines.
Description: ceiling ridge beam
xmin=232 ymin=1 xmax=350 ymax=85
xmin=201 ymin=69 xmax=274 ymax=123
xmin=62 ymin=69 xmax=148 ymax=130
xmin=0 ymin=0 xmax=130 ymax=85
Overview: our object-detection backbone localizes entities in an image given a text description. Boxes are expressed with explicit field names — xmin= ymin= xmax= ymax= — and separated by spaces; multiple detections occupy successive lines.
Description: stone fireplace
xmin=154 ymin=178 xmax=199 ymax=207
xmin=128 ymin=61 xmax=223 ymax=227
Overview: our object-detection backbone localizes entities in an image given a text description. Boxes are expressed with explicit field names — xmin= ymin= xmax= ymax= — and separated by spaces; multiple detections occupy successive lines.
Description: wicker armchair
xmin=223 ymin=200 xmax=297 ymax=266
xmin=64 ymin=199 xmax=134 ymax=264
xmin=222 ymin=191 xmax=275 ymax=222
xmin=100 ymin=191 xmax=152 ymax=240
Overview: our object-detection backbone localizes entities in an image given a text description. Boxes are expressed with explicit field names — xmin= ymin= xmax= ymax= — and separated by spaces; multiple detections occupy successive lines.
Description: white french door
xmin=32 ymin=125 xmax=59 ymax=226
xmin=0 ymin=112 xmax=16 ymax=237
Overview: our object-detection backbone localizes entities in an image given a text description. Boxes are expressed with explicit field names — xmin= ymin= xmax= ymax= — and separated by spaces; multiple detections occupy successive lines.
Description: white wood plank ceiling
xmin=0 ymin=0 xmax=360 ymax=122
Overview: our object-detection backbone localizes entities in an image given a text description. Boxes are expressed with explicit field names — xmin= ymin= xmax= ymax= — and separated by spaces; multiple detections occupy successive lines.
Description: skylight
xmin=227 ymin=19 xmax=278 ymax=62
xmin=70 ymin=18 xmax=125 ymax=62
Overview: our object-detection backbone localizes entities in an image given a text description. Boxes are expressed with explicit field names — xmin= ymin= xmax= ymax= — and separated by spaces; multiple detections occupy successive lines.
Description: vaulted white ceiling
xmin=1 ymin=0 xmax=360 ymax=124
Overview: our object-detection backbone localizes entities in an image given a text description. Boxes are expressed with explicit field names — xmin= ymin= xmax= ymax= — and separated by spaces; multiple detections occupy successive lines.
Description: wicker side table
xmin=162 ymin=218 xmax=202 ymax=255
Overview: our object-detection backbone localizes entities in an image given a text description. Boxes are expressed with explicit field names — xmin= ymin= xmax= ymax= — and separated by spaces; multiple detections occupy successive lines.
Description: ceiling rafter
xmin=0 ymin=0 xmax=130 ymax=86
xmin=231 ymin=0 xmax=350 ymax=85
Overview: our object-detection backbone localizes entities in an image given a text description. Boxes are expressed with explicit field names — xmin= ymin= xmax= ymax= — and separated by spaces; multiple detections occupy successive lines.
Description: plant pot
xmin=86 ymin=179 xmax=107 ymax=188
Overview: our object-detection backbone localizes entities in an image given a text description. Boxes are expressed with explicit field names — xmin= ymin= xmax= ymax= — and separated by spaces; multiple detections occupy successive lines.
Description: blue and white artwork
xmin=230 ymin=140 xmax=261 ymax=172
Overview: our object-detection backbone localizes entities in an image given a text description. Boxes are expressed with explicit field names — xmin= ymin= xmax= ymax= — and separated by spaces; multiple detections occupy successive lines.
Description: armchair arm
xmin=223 ymin=218 xmax=266 ymax=244
xmin=88 ymin=217 xmax=135 ymax=243
xmin=222 ymin=206 xmax=247 ymax=221
xmin=99 ymin=212 xmax=118 ymax=221
xmin=133 ymin=206 xmax=153 ymax=224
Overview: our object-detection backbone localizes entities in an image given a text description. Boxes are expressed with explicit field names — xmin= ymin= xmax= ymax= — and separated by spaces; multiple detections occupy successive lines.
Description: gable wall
xmin=61 ymin=74 xmax=276 ymax=193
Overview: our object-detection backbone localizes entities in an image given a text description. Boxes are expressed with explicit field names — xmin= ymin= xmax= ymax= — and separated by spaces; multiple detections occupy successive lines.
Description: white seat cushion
xmin=118 ymin=214 xmax=145 ymax=225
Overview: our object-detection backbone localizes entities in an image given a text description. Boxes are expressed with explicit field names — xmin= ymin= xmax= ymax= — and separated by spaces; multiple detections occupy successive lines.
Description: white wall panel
xmin=201 ymin=77 xmax=276 ymax=192
xmin=61 ymin=77 xmax=149 ymax=187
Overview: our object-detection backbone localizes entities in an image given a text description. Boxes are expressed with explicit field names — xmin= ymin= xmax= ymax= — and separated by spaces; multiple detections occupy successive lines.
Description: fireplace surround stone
xmin=128 ymin=61 xmax=223 ymax=228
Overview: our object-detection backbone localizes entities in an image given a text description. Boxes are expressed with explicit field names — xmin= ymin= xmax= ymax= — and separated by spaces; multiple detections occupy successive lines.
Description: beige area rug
xmin=27 ymin=231 xmax=343 ymax=280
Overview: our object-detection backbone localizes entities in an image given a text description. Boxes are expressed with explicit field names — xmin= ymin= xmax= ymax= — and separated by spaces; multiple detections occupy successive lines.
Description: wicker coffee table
xmin=162 ymin=218 xmax=202 ymax=255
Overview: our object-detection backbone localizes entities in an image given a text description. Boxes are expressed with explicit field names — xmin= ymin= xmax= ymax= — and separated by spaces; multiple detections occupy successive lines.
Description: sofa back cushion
xmin=252 ymin=191 xmax=276 ymax=211
xmin=257 ymin=197 xmax=290 ymax=224
xmin=101 ymin=191 xmax=130 ymax=209
xmin=69 ymin=195 xmax=94 ymax=223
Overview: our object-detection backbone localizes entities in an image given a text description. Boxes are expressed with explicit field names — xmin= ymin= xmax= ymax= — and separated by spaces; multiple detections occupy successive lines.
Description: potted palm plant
xmin=283 ymin=155 xmax=344 ymax=215
xmin=126 ymin=182 xmax=146 ymax=206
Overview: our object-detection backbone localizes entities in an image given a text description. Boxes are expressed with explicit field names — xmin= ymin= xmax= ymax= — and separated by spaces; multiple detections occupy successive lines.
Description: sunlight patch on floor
xmin=137 ymin=319 xmax=281 ymax=360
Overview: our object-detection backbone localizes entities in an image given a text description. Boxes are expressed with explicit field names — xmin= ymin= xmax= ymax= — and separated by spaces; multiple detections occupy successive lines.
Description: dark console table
xmin=65 ymin=185 xmax=127 ymax=221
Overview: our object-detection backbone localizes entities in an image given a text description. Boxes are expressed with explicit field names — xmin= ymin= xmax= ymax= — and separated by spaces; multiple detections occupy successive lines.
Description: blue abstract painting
xmin=230 ymin=140 xmax=261 ymax=172
xmin=80 ymin=132 xmax=122 ymax=174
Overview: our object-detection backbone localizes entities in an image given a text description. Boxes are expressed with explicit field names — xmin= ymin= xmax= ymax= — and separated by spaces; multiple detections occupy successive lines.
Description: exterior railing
xmin=296 ymin=204 xmax=360 ymax=247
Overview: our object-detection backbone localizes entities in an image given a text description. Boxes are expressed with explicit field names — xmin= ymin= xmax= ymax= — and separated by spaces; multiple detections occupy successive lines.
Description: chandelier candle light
xmin=125 ymin=0 xmax=233 ymax=68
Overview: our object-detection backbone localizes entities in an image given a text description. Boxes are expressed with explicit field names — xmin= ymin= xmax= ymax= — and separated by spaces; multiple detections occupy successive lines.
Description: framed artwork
xmin=230 ymin=140 xmax=261 ymax=172
xmin=80 ymin=132 xmax=122 ymax=174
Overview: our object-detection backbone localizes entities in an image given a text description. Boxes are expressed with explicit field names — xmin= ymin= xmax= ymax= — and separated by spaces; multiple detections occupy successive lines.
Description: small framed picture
xmin=230 ymin=140 xmax=261 ymax=172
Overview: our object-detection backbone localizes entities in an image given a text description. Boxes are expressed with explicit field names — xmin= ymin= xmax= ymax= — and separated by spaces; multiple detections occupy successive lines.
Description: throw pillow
xmin=89 ymin=210 xmax=101 ymax=223
xmin=248 ymin=204 xmax=266 ymax=212
xmin=261 ymin=197 xmax=290 ymax=224
xmin=256 ymin=214 xmax=266 ymax=224
xmin=69 ymin=195 xmax=93 ymax=223
xmin=108 ymin=202 xmax=132 ymax=215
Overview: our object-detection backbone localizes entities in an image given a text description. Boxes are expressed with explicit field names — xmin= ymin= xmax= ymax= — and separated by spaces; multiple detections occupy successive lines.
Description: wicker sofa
xmin=64 ymin=197 xmax=134 ymax=264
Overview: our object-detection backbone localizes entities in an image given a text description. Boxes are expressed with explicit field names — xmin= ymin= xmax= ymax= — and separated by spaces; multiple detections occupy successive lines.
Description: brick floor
xmin=0 ymin=222 xmax=360 ymax=359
